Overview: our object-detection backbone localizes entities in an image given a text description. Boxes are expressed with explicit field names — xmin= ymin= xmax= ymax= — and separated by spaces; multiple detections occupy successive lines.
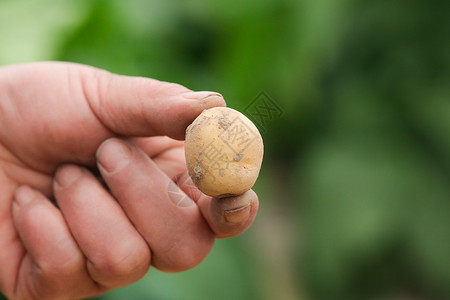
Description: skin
xmin=0 ymin=62 xmax=259 ymax=300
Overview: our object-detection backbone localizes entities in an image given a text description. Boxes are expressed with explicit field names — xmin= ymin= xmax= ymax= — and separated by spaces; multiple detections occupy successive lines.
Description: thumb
xmin=80 ymin=65 xmax=225 ymax=140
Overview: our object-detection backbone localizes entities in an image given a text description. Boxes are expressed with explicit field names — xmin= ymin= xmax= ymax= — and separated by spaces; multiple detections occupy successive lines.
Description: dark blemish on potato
xmin=218 ymin=117 xmax=231 ymax=130
xmin=193 ymin=161 xmax=203 ymax=182
xmin=233 ymin=152 xmax=244 ymax=161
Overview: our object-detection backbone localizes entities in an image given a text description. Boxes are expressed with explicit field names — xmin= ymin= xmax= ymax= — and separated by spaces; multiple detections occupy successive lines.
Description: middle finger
xmin=96 ymin=138 xmax=215 ymax=272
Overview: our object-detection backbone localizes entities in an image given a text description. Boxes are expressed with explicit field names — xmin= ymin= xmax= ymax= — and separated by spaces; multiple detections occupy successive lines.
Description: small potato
xmin=185 ymin=107 xmax=264 ymax=198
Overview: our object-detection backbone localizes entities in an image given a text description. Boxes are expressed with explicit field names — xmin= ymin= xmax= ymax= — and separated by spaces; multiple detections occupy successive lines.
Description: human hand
xmin=0 ymin=62 xmax=259 ymax=299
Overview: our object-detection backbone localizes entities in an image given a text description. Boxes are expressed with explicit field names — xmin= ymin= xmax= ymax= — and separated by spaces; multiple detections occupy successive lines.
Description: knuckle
xmin=92 ymin=240 xmax=150 ymax=279
xmin=162 ymin=239 xmax=214 ymax=273
xmin=38 ymin=251 xmax=84 ymax=278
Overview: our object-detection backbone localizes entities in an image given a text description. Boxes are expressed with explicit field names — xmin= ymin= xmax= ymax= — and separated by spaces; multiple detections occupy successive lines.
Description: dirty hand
xmin=0 ymin=62 xmax=259 ymax=299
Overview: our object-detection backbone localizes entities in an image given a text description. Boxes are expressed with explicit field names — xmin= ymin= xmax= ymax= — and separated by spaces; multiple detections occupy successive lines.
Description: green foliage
xmin=0 ymin=0 xmax=448 ymax=299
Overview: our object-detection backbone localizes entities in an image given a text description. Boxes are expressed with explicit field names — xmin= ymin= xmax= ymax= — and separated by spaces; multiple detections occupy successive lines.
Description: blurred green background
xmin=1 ymin=0 xmax=449 ymax=299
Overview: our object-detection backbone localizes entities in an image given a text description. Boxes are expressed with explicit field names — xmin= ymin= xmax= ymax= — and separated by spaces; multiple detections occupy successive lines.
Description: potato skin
xmin=185 ymin=107 xmax=264 ymax=198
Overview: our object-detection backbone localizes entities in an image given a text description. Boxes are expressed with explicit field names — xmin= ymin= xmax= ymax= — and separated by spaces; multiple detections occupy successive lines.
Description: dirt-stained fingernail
xmin=97 ymin=138 xmax=133 ymax=174
xmin=213 ymin=190 xmax=255 ymax=225
xmin=224 ymin=202 xmax=251 ymax=224
xmin=55 ymin=165 xmax=88 ymax=189
xmin=182 ymin=91 xmax=223 ymax=101
xmin=14 ymin=185 xmax=36 ymax=206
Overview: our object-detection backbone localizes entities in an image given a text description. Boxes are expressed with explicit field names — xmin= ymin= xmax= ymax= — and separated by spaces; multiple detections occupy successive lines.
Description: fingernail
xmin=55 ymin=165 xmax=87 ymax=189
xmin=224 ymin=202 xmax=251 ymax=225
xmin=182 ymin=91 xmax=222 ymax=100
xmin=97 ymin=139 xmax=132 ymax=173
xmin=14 ymin=186 xmax=35 ymax=206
